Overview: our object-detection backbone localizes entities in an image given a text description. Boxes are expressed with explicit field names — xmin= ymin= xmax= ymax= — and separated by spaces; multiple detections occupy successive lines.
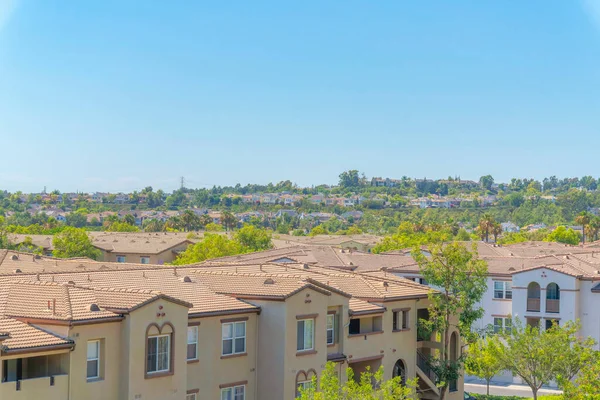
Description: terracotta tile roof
xmin=91 ymin=233 xmax=192 ymax=254
xmin=0 ymin=318 xmax=72 ymax=352
xmin=349 ymin=298 xmax=386 ymax=315
xmin=0 ymin=269 xmax=260 ymax=319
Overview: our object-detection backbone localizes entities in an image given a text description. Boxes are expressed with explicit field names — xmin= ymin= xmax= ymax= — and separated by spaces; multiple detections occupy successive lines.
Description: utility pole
xmin=180 ymin=176 xmax=185 ymax=190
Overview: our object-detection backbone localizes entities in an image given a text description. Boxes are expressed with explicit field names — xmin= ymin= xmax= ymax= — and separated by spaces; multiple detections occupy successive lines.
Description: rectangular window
xmin=187 ymin=326 xmax=198 ymax=360
xmin=116 ymin=255 xmax=126 ymax=263
xmin=349 ymin=318 xmax=360 ymax=335
xmin=296 ymin=319 xmax=315 ymax=351
xmin=186 ymin=394 xmax=197 ymax=400
xmin=297 ymin=380 xmax=313 ymax=396
xmin=146 ymin=334 xmax=170 ymax=374
xmin=393 ymin=310 xmax=409 ymax=331
xmin=402 ymin=310 xmax=409 ymax=330
xmin=326 ymin=314 xmax=335 ymax=345
xmin=221 ymin=385 xmax=245 ymax=400
xmin=494 ymin=317 xmax=512 ymax=334
xmin=222 ymin=322 xmax=246 ymax=355
xmin=87 ymin=340 xmax=100 ymax=380
xmin=140 ymin=256 xmax=150 ymax=264
xmin=494 ymin=281 xmax=512 ymax=300
xmin=505 ymin=282 xmax=512 ymax=299
xmin=494 ymin=281 xmax=504 ymax=299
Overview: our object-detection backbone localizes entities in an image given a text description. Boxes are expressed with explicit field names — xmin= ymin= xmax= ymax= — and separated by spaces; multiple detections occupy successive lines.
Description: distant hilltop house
xmin=371 ymin=177 xmax=403 ymax=187
xmin=501 ymin=222 xmax=520 ymax=233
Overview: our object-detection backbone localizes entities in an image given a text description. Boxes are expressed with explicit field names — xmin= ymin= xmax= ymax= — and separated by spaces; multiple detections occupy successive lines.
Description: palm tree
xmin=144 ymin=219 xmax=165 ymax=232
xmin=181 ymin=210 xmax=201 ymax=232
xmin=221 ymin=211 xmax=237 ymax=232
xmin=575 ymin=212 xmax=592 ymax=244
xmin=588 ymin=216 xmax=600 ymax=243
xmin=478 ymin=213 xmax=496 ymax=242
xmin=492 ymin=223 xmax=503 ymax=243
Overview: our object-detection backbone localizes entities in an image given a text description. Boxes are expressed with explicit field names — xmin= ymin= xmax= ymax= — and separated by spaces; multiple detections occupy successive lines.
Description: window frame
xmin=186 ymin=394 xmax=197 ymax=400
xmin=140 ymin=256 xmax=150 ymax=264
xmin=116 ymin=255 xmax=126 ymax=263
xmin=187 ymin=325 xmax=199 ymax=361
xmin=326 ymin=314 xmax=335 ymax=345
xmin=493 ymin=317 xmax=512 ymax=334
xmin=221 ymin=384 xmax=246 ymax=400
xmin=296 ymin=318 xmax=315 ymax=352
xmin=146 ymin=333 xmax=171 ymax=375
xmin=494 ymin=281 xmax=512 ymax=300
xmin=221 ymin=321 xmax=246 ymax=356
xmin=86 ymin=340 xmax=101 ymax=381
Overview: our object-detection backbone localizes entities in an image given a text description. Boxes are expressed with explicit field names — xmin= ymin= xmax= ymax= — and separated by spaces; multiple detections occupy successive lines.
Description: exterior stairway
xmin=416 ymin=350 xmax=440 ymax=399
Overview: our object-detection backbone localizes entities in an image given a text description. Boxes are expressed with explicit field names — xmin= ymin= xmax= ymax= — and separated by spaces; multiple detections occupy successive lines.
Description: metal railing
xmin=527 ymin=298 xmax=540 ymax=312
xmin=416 ymin=350 xmax=438 ymax=384
xmin=546 ymin=299 xmax=560 ymax=313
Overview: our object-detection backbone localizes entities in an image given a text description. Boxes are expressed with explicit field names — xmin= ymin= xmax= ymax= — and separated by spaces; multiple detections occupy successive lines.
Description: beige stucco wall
xmin=98 ymin=242 xmax=190 ymax=264
xmin=68 ymin=321 xmax=122 ymax=400
xmin=187 ymin=313 xmax=257 ymax=400
xmin=121 ymin=299 xmax=190 ymax=400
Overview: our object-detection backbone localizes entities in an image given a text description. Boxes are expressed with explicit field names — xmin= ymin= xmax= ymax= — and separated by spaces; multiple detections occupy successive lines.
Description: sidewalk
xmin=465 ymin=378 xmax=563 ymax=397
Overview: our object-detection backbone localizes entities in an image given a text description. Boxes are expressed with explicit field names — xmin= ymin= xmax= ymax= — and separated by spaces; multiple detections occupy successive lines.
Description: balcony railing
xmin=527 ymin=298 xmax=540 ymax=312
xmin=416 ymin=350 xmax=438 ymax=384
xmin=546 ymin=299 xmax=560 ymax=313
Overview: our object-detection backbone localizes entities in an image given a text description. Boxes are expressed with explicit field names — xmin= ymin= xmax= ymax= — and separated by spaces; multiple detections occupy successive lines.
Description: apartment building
xmin=0 ymin=255 xmax=464 ymax=400
xmin=90 ymin=233 xmax=193 ymax=264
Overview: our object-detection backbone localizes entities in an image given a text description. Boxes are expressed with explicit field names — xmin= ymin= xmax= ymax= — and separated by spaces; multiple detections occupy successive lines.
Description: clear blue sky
xmin=1 ymin=1 xmax=600 ymax=193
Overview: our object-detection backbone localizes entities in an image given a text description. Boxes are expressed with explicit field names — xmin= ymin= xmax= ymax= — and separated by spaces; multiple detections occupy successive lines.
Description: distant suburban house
xmin=501 ymin=222 xmax=520 ymax=233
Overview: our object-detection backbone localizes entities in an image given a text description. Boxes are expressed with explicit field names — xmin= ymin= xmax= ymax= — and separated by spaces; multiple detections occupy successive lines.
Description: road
xmin=465 ymin=382 xmax=563 ymax=397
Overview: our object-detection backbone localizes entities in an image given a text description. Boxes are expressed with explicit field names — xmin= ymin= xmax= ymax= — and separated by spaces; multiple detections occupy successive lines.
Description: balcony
xmin=546 ymin=299 xmax=560 ymax=314
xmin=0 ymin=375 xmax=68 ymax=400
xmin=527 ymin=298 xmax=540 ymax=312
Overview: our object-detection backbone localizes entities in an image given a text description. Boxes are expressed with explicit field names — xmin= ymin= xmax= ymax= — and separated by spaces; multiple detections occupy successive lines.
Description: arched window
xmin=527 ymin=282 xmax=541 ymax=312
xmin=546 ymin=283 xmax=560 ymax=300
xmin=392 ymin=359 xmax=407 ymax=385
xmin=296 ymin=369 xmax=317 ymax=397
xmin=145 ymin=323 xmax=174 ymax=377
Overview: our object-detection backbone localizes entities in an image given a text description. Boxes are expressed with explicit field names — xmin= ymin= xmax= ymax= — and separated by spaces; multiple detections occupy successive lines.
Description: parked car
xmin=464 ymin=393 xmax=477 ymax=400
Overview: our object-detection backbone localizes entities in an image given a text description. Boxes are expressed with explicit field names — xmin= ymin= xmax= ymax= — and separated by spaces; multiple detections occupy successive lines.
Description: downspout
xmin=254 ymin=313 xmax=259 ymax=400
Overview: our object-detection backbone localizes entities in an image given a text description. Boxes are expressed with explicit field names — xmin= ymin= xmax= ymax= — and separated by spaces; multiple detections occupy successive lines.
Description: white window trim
xmin=493 ymin=281 xmax=512 ymax=299
xmin=186 ymin=394 xmax=197 ymax=400
xmin=86 ymin=340 xmax=100 ymax=380
xmin=326 ymin=314 xmax=335 ymax=345
xmin=140 ymin=256 xmax=150 ymax=264
xmin=221 ymin=321 xmax=246 ymax=356
xmin=187 ymin=326 xmax=198 ymax=361
xmin=297 ymin=318 xmax=315 ymax=351
xmin=147 ymin=334 xmax=170 ymax=374
xmin=493 ymin=317 xmax=512 ymax=334
xmin=221 ymin=384 xmax=246 ymax=400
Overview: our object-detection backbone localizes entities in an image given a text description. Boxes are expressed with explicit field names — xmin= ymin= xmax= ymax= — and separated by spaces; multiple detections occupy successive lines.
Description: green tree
xmin=204 ymin=222 xmax=223 ymax=232
xmin=338 ymin=170 xmax=361 ymax=189
xmin=234 ymin=225 xmax=273 ymax=252
xmin=297 ymin=362 xmax=415 ymax=400
xmin=477 ymin=213 xmax=496 ymax=242
xmin=491 ymin=319 xmax=595 ymax=400
xmin=412 ymin=242 xmax=488 ymax=399
xmin=479 ymin=175 xmax=494 ymax=191
xmin=105 ymin=221 xmax=140 ymax=232
xmin=560 ymin=357 xmax=600 ymax=400
xmin=172 ymin=234 xmax=244 ymax=265
xmin=465 ymin=336 xmax=504 ymax=395
xmin=309 ymin=225 xmax=328 ymax=237
xmin=123 ymin=214 xmax=136 ymax=226
xmin=53 ymin=227 xmax=101 ymax=260
xmin=181 ymin=210 xmax=201 ymax=232
xmin=545 ymin=226 xmax=581 ymax=245
xmin=575 ymin=211 xmax=592 ymax=244
xmin=143 ymin=219 xmax=165 ymax=232
xmin=221 ymin=211 xmax=237 ymax=231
